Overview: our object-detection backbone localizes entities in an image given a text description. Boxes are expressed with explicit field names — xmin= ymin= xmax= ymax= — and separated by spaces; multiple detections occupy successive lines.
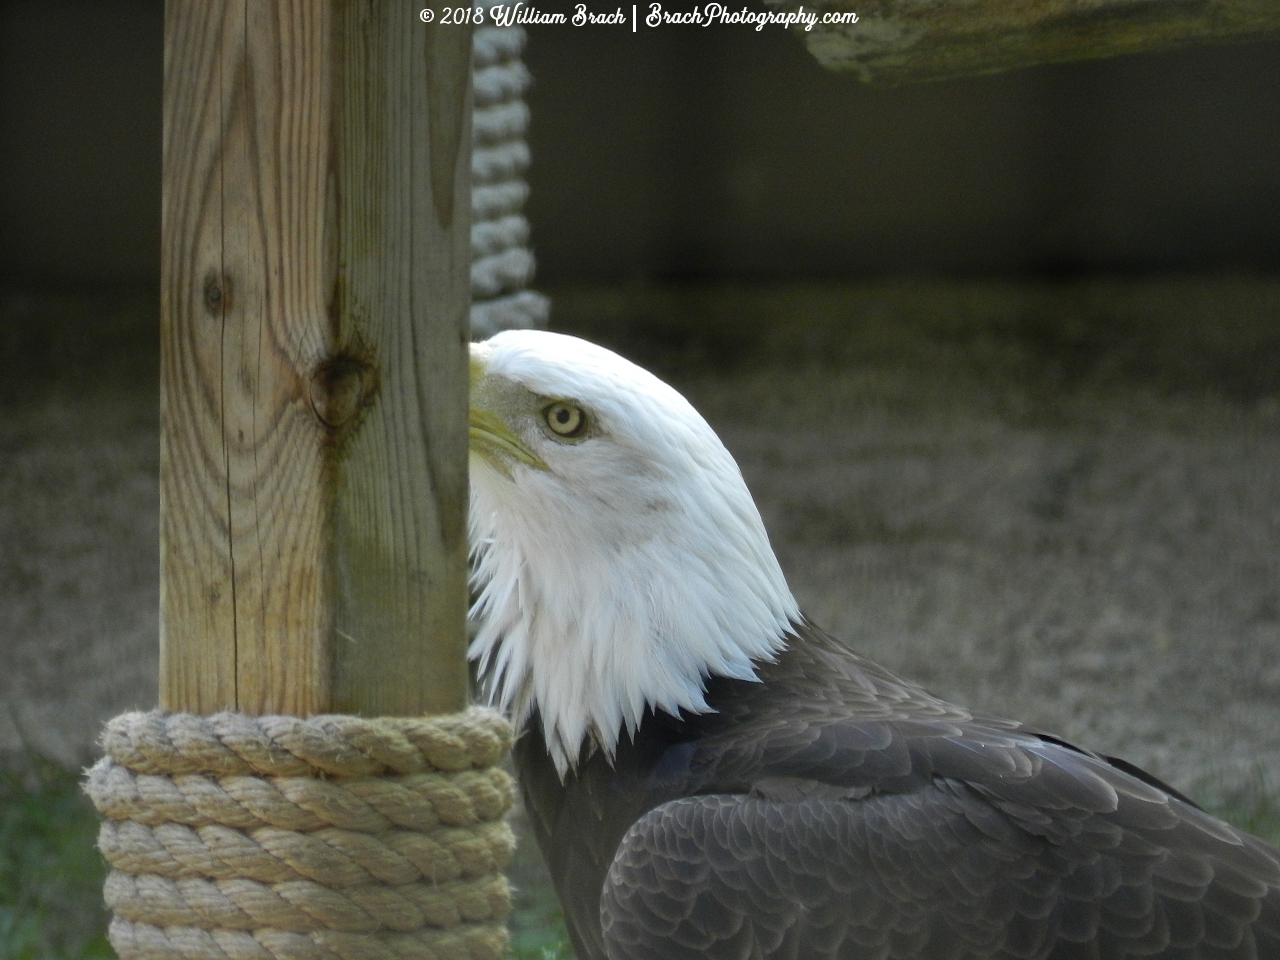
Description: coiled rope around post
xmin=85 ymin=708 xmax=515 ymax=960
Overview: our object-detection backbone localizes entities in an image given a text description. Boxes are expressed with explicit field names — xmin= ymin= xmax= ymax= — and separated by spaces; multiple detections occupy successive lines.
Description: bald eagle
xmin=467 ymin=330 xmax=1280 ymax=960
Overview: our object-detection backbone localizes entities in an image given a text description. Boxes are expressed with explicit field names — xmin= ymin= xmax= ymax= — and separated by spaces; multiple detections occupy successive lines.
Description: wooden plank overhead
xmin=767 ymin=0 xmax=1280 ymax=83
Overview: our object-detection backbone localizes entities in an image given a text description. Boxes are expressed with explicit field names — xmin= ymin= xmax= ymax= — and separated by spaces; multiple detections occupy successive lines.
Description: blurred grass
xmin=1195 ymin=767 xmax=1280 ymax=848
xmin=1 ymin=752 xmax=1277 ymax=960
xmin=506 ymin=803 xmax=574 ymax=960
xmin=0 ymin=751 xmax=111 ymax=960
xmin=508 ymin=886 xmax=573 ymax=960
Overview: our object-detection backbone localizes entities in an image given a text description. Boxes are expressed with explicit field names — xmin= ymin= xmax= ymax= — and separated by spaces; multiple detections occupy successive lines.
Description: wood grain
xmin=160 ymin=0 xmax=471 ymax=717
xmin=770 ymin=0 xmax=1280 ymax=84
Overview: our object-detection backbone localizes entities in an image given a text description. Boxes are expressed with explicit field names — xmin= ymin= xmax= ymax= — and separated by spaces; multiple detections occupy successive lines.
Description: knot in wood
xmin=86 ymin=708 xmax=515 ymax=960
xmin=203 ymin=273 xmax=231 ymax=316
xmin=309 ymin=353 xmax=378 ymax=430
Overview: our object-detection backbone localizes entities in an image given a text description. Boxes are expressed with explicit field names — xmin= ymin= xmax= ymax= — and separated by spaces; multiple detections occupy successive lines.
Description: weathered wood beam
xmin=769 ymin=0 xmax=1280 ymax=84
xmin=160 ymin=1 xmax=472 ymax=717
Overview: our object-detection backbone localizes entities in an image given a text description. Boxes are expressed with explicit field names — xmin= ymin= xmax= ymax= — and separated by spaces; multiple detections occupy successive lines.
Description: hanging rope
xmin=85 ymin=708 xmax=515 ymax=960
xmin=471 ymin=17 xmax=550 ymax=339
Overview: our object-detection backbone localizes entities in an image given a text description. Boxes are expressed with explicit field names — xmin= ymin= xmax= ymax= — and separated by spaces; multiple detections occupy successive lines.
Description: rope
xmin=471 ymin=17 xmax=550 ymax=339
xmin=86 ymin=708 xmax=516 ymax=960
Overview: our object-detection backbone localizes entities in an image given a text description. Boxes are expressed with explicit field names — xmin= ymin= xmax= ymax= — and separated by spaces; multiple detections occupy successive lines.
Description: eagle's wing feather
xmin=518 ymin=628 xmax=1280 ymax=960
xmin=602 ymin=774 xmax=1280 ymax=960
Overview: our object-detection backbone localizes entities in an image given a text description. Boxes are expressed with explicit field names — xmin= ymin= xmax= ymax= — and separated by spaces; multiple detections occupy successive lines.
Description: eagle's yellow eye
xmin=543 ymin=402 xmax=588 ymax=439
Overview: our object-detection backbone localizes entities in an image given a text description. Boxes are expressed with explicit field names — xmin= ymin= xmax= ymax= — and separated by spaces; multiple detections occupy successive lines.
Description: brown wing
xmin=601 ymin=757 xmax=1280 ymax=960
xmin=518 ymin=625 xmax=1280 ymax=960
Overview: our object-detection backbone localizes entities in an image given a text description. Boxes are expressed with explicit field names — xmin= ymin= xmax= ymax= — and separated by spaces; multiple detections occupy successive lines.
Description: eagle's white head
xmin=468 ymin=330 xmax=799 ymax=775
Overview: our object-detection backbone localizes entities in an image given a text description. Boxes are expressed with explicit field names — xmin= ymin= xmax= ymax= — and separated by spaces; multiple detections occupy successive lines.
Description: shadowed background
xmin=6 ymin=1 xmax=1280 ymax=286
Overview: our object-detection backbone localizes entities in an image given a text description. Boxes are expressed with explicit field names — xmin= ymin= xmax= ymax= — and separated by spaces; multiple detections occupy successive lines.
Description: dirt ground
xmin=2 ymin=278 xmax=1279 ymax=811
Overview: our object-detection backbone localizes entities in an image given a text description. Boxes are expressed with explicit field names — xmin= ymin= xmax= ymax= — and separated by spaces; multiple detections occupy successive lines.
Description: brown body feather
xmin=515 ymin=622 xmax=1280 ymax=960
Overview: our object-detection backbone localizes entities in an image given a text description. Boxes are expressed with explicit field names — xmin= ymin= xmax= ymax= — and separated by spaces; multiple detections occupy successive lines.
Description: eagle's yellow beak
xmin=469 ymin=353 xmax=549 ymax=471
xmin=469 ymin=408 xmax=548 ymax=471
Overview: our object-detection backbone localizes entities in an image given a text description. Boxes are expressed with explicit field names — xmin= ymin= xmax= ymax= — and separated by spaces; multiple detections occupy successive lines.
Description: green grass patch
xmin=1197 ymin=768 xmax=1280 ymax=848
xmin=508 ymin=884 xmax=573 ymax=960
xmin=0 ymin=752 xmax=110 ymax=960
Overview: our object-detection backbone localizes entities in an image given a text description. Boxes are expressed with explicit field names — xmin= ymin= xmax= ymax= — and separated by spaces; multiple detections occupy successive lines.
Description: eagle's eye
xmin=543 ymin=401 xmax=588 ymax=439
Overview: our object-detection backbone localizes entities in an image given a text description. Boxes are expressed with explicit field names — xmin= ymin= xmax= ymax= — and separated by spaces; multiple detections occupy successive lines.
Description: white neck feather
xmin=468 ymin=377 xmax=799 ymax=777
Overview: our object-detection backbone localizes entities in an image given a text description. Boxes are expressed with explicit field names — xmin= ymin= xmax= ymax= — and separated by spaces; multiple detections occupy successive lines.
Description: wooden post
xmin=159 ymin=1 xmax=472 ymax=718
xmin=775 ymin=0 xmax=1280 ymax=84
